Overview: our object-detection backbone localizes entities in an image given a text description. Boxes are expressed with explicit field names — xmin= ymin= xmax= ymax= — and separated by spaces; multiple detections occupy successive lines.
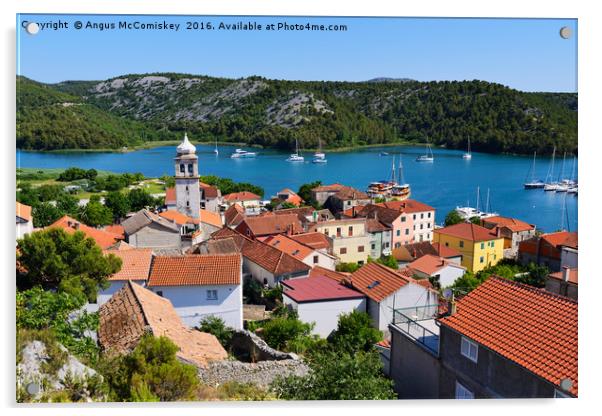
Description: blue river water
xmin=17 ymin=144 xmax=578 ymax=233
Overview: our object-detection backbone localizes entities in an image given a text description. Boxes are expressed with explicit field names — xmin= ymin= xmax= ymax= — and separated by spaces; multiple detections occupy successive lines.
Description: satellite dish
xmin=443 ymin=288 xmax=453 ymax=299
xmin=559 ymin=26 xmax=572 ymax=40
xmin=559 ymin=378 xmax=573 ymax=391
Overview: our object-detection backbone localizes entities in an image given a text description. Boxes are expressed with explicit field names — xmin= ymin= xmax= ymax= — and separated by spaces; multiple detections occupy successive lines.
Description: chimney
xmin=447 ymin=299 xmax=457 ymax=316
xmin=562 ymin=266 xmax=570 ymax=283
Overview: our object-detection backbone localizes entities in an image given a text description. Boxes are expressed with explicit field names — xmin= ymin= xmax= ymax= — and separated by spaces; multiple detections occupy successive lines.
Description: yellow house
xmin=314 ymin=218 xmax=371 ymax=265
xmin=433 ymin=223 xmax=504 ymax=272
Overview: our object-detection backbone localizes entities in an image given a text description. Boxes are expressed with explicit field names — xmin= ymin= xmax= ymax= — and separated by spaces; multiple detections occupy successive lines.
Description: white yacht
xmin=230 ymin=148 xmax=257 ymax=158
xmin=455 ymin=187 xmax=498 ymax=220
xmin=524 ymin=151 xmax=545 ymax=189
xmin=287 ymin=139 xmax=305 ymax=162
xmin=312 ymin=139 xmax=327 ymax=164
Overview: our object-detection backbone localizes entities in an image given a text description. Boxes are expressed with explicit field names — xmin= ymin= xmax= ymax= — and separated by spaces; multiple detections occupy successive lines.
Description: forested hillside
xmin=17 ymin=74 xmax=577 ymax=154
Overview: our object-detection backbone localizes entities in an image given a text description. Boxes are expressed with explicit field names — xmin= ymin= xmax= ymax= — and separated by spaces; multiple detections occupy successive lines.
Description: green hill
xmin=17 ymin=74 xmax=577 ymax=154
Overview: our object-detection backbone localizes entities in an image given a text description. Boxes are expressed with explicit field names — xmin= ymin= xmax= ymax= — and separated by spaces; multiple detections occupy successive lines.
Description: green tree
xmin=102 ymin=335 xmax=199 ymax=402
xmin=261 ymin=314 xmax=314 ymax=351
xmin=128 ymin=188 xmax=156 ymax=211
xmin=198 ymin=316 xmax=233 ymax=347
xmin=17 ymin=228 xmax=122 ymax=301
xmin=104 ymin=191 xmax=131 ymax=219
xmin=336 ymin=262 xmax=361 ymax=273
xmin=272 ymin=350 xmax=395 ymax=400
xmin=375 ymin=255 xmax=398 ymax=269
xmin=297 ymin=181 xmax=321 ymax=206
xmin=32 ymin=202 xmax=63 ymax=227
xmin=78 ymin=200 xmax=113 ymax=227
xmin=514 ymin=262 xmax=550 ymax=288
xmin=56 ymin=194 xmax=79 ymax=215
xmin=444 ymin=210 xmax=464 ymax=226
xmin=328 ymin=311 xmax=383 ymax=354
xmin=469 ymin=216 xmax=481 ymax=225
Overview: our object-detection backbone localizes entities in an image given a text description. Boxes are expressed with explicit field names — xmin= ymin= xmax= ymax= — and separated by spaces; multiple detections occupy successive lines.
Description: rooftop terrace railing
xmin=392 ymin=305 xmax=440 ymax=356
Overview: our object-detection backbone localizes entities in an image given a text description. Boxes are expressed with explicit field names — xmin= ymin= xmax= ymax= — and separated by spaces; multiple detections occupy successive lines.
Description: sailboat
xmin=543 ymin=147 xmax=558 ymax=191
xmin=416 ymin=141 xmax=434 ymax=162
xmin=462 ymin=138 xmax=472 ymax=160
xmin=524 ymin=151 xmax=545 ymax=189
xmin=213 ymin=138 xmax=219 ymax=155
xmin=555 ymin=152 xmax=569 ymax=192
xmin=312 ymin=139 xmax=327 ymax=164
xmin=286 ymin=139 xmax=304 ymax=162
xmin=391 ymin=156 xmax=411 ymax=200
xmin=455 ymin=187 xmax=498 ymax=220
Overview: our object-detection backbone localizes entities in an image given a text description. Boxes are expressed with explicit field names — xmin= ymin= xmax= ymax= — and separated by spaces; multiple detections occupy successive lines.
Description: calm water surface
xmin=17 ymin=145 xmax=578 ymax=233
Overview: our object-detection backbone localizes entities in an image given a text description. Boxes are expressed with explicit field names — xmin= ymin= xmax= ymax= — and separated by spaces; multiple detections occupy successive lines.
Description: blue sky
xmin=17 ymin=15 xmax=577 ymax=92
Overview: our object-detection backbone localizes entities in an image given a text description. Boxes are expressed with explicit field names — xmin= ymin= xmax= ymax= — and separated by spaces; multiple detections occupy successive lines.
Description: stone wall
xmin=198 ymin=359 xmax=309 ymax=388
xmin=229 ymin=329 xmax=296 ymax=362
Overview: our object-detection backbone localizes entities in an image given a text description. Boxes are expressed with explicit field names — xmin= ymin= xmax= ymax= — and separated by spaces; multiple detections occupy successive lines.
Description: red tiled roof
xmin=432 ymin=242 xmax=462 ymax=259
xmin=159 ymin=210 xmax=200 ymax=225
xmin=435 ymin=222 xmax=500 ymax=242
xmin=261 ymin=234 xmax=314 ymax=261
xmin=354 ymin=205 xmax=400 ymax=226
xmin=242 ymin=239 xmax=311 ymax=276
xmin=548 ymin=268 xmax=578 ymax=285
xmin=16 ymin=201 xmax=32 ymax=221
xmin=542 ymin=231 xmax=578 ymax=250
xmin=366 ymin=218 xmax=391 ymax=233
xmin=148 ymin=254 xmax=241 ymax=287
xmin=103 ymin=249 xmax=154 ymax=281
xmin=375 ymin=199 xmax=435 ymax=213
xmin=103 ymin=224 xmax=125 ymax=239
xmin=290 ymin=232 xmax=331 ymax=250
xmin=48 ymin=215 xmax=120 ymax=249
xmin=200 ymin=209 xmax=222 ymax=228
xmin=224 ymin=203 xmax=245 ymax=227
xmin=332 ymin=186 xmax=369 ymax=201
xmin=200 ymin=183 xmax=219 ymax=199
xmin=282 ymin=276 xmax=364 ymax=303
xmin=439 ymin=277 xmax=578 ymax=396
xmin=165 ymin=187 xmax=176 ymax=205
xmin=482 ymin=216 xmax=535 ymax=233
xmin=408 ymin=254 xmax=465 ymax=276
xmin=308 ymin=265 xmax=349 ymax=283
xmin=312 ymin=183 xmax=345 ymax=193
xmin=236 ymin=214 xmax=303 ymax=237
xmin=223 ymin=191 xmax=261 ymax=203
xmin=349 ymin=262 xmax=413 ymax=302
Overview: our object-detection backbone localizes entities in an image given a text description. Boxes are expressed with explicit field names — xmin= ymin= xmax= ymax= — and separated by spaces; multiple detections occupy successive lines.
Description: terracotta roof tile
xmin=290 ymin=232 xmax=331 ymax=250
xmin=261 ymin=234 xmax=314 ymax=261
xmin=312 ymin=183 xmax=345 ymax=193
xmin=435 ymin=222 xmax=500 ymax=242
xmin=548 ymin=268 xmax=578 ymax=285
xmin=349 ymin=262 xmax=413 ymax=302
xmin=103 ymin=248 xmax=154 ymax=281
xmin=200 ymin=183 xmax=219 ymax=199
xmin=148 ymin=254 xmax=241 ymax=287
xmin=199 ymin=209 xmax=223 ymax=228
xmin=236 ymin=214 xmax=303 ymax=237
xmin=308 ymin=265 xmax=348 ymax=283
xmin=48 ymin=215 xmax=120 ymax=249
xmin=103 ymin=224 xmax=125 ymax=239
xmin=282 ymin=276 xmax=365 ymax=303
xmin=482 ymin=216 xmax=535 ymax=233
xmin=224 ymin=204 xmax=245 ymax=227
xmin=431 ymin=242 xmax=462 ymax=259
xmin=375 ymin=199 xmax=435 ymax=213
xmin=542 ymin=231 xmax=578 ymax=249
xmin=331 ymin=186 xmax=369 ymax=201
xmin=223 ymin=191 xmax=261 ymax=203
xmin=99 ymin=281 xmax=227 ymax=368
xmin=407 ymin=254 xmax=465 ymax=276
xmin=165 ymin=187 xmax=176 ymax=205
xmin=438 ymin=277 xmax=578 ymax=396
xmin=16 ymin=201 xmax=32 ymax=222
xmin=242 ymin=238 xmax=311 ymax=276
xmin=159 ymin=210 xmax=199 ymax=226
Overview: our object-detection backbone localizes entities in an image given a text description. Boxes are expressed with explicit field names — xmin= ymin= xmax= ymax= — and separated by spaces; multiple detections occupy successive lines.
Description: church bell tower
xmin=174 ymin=133 xmax=201 ymax=219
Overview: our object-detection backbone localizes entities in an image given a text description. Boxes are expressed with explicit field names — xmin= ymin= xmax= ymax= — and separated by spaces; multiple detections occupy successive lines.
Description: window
xmin=340 ymin=247 xmax=347 ymax=254
xmin=405 ymin=229 xmax=409 ymax=235
xmin=156 ymin=290 xmax=163 ymax=297
xmin=420 ymin=213 xmax=424 ymax=219
xmin=413 ymin=214 xmax=417 ymax=220
xmin=420 ymin=224 xmax=423 ymax=230
xmin=371 ymin=243 xmax=376 ymax=250
xmin=358 ymin=246 xmax=365 ymax=253
xmin=358 ymin=260 xmax=364 ymax=265
xmin=428 ymin=212 xmax=431 ymax=218
xmin=185 ymin=185 xmax=189 ymax=191
xmin=207 ymin=290 xmax=218 ymax=300
xmin=188 ymin=164 xmax=193 ymax=173
xmin=186 ymin=201 xmax=190 ymax=207
xmin=348 ymin=226 xmax=354 ymax=236
xmin=427 ymin=223 xmax=431 ymax=229
xmin=480 ymin=256 xmax=484 ymax=263
xmin=445 ymin=242 xmax=449 ymax=247
xmin=385 ymin=242 xmax=390 ymax=248
xmin=480 ymin=242 xmax=485 ymax=249
xmin=493 ymin=254 xmax=497 ymax=260
xmin=401 ymin=216 xmax=406 ymax=222
xmin=324 ymin=229 xmax=329 ymax=236
xmin=459 ymin=241 xmax=464 ymax=248
xmin=455 ymin=381 xmax=474 ymax=399
xmin=461 ymin=337 xmax=478 ymax=363
xmin=313 ymin=255 xmax=319 ymax=264
xmin=336 ymin=227 xmax=342 ymax=237
xmin=179 ymin=164 xmax=185 ymax=173
xmin=395 ymin=242 xmax=401 ymax=248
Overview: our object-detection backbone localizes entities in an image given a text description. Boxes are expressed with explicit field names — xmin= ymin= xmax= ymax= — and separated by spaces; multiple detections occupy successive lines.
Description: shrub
xmin=328 ymin=311 xmax=383 ymax=354
xmin=260 ymin=315 xmax=314 ymax=351
xmin=198 ymin=316 xmax=233 ymax=347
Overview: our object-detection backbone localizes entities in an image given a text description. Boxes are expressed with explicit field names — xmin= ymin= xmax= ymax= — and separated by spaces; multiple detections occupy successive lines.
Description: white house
xmin=122 ymin=209 xmax=182 ymax=250
xmin=93 ymin=248 xmax=154 ymax=309
xmin=260 ymin=234 xmax=337 ymax=270
xmin=16 ymin=201 xmax=34 ymax=240
xmin=282 ymin=276 xmax=366 ymax=337
xmin=349 ymin=262 xmax=439 ymax=334
xmin=404 ymin=254 xmax=466 ymax=288
xmin=147 ymin=253 xmax=243 ymax=329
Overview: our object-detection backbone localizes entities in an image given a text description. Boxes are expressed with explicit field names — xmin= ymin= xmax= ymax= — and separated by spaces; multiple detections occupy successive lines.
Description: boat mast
xmin=559 ymin=152 xmax=566 ymax=181
xmin=486 ymin=189 xmax=490 ymax=213
xmin=546 ymin=147 xmax=556 ymax=183
xmin=531 ymin=151 xmax=537 ymax=181
xmin=391 ymin=155 xmax=396 ymax=183
xmin=398 ymin=157 xmax=404 ymax=184
xmin=476 ymin=187 xmax=480 ymax=213
xmin=570 ymin=155 xmax=576 ymax=182
xmin=468 ymin=138 xmax=471 ymax=154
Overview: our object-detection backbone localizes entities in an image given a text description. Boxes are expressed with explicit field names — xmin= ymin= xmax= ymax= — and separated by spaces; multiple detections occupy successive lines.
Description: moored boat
xmin=231 ymin=148 xmax=257 ymax=158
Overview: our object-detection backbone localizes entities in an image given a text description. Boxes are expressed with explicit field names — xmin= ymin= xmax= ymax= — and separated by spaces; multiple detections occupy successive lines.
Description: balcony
xmin=392 ymin=305 xmax=440 ymax=356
